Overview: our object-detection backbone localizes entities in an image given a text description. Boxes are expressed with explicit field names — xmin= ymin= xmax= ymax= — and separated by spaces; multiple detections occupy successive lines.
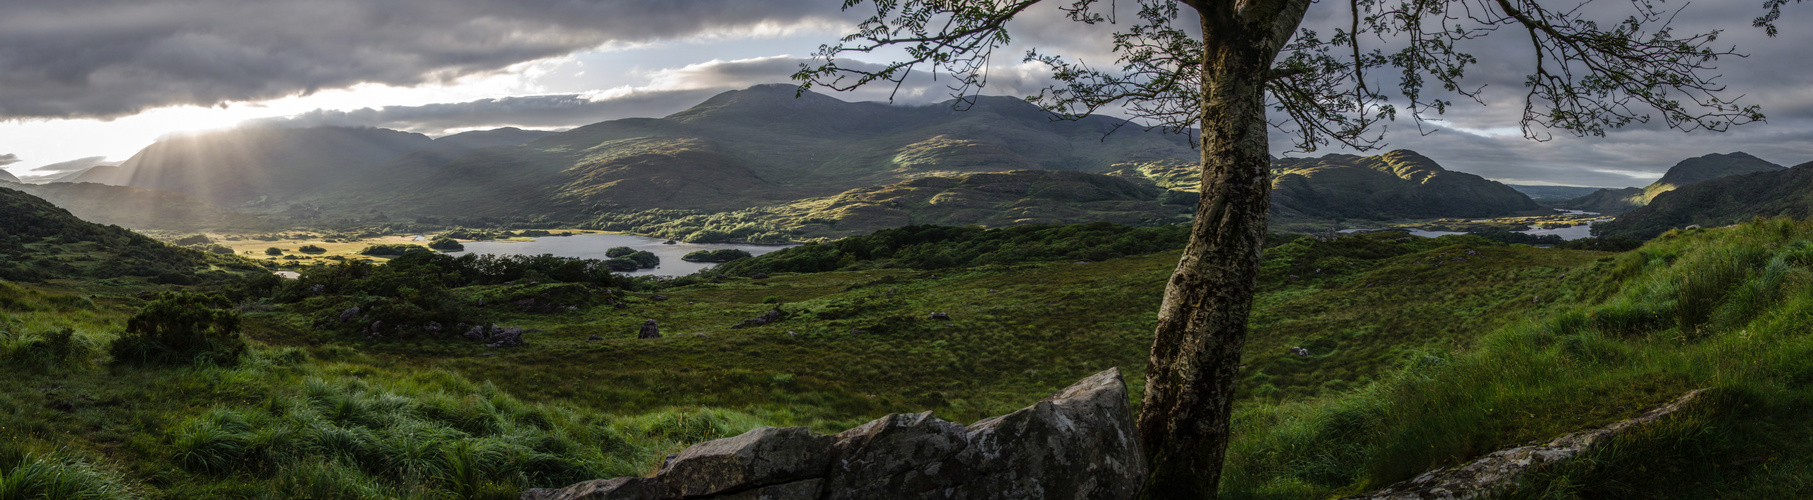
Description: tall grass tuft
xmin=0 ymin=449 xmax=141 ymax=499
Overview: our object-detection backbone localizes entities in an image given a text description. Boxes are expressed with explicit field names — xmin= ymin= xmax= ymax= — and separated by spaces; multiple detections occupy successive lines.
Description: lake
xmin=440 ymin=234 xmax=796 ymax=277
xmin=1340 ymin=210 xmax=1611 ymax=241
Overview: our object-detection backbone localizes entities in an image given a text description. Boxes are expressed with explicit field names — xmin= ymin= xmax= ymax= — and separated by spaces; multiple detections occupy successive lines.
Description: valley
xmin=7 ymin=84 xmax=1813 ymax=499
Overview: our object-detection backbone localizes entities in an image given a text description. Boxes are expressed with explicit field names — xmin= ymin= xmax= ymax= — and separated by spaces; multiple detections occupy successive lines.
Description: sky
xmin=1 ymin=0 xmax=1810 ymax=187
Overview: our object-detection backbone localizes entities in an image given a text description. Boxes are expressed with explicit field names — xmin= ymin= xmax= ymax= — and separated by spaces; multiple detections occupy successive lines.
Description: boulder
xmin=654 ymin=427 xmax=835 ymax=498
xmin=521 ymin=477 xmax=656 ymax=500
xmin=525 ymin=368 xmax=1144 ymax=500
xmin=638 ymin=319 xmax=660 ymax=339
xmin=821 ymin=412 xmax=969 ymax=498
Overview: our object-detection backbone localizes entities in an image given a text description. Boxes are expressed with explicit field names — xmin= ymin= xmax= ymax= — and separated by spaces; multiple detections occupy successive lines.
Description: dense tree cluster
xmin=712 ymin=222 xmax=1190 ymax=275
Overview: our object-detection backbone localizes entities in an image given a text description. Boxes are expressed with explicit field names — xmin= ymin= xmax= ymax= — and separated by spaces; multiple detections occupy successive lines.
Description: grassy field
xmin=11 ymin=220 xmax=1813 ymax=498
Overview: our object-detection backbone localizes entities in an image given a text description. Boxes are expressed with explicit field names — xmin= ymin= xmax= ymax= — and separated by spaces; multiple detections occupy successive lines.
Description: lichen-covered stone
xmin=520 ymin=477 xmax=655 ymax=500
xmin=654 ymin=426 xmax=834 ymax=498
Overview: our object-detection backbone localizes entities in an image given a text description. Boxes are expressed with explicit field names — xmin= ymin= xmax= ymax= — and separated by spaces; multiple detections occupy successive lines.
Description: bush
xmin=174 ymin=234 xmax=212 ymax=246
xmin=681 ymin=249 xmax=753 ymax=263
xmin=108 ymin=291 xmax=246 ymax=366
xmin=265 ymin=247 xmax=284 ymax=256
xmin=605 ymin=247 xmax=635 ymax=258
xmin=358 ymin=244 xmax=431 ymax=256
xmin=298 ymin=244 xmax=327 ymax=254
xmin=428 ymin=237 xmax=464 ymax=251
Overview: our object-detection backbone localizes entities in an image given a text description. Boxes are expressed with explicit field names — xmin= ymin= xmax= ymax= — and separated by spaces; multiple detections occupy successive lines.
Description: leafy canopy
xmin=795 ymin=0 xmax=1766 ymax=152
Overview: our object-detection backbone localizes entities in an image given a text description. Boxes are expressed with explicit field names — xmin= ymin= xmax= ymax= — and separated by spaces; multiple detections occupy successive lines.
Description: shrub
xmin=265 ymin=247 xmax=284 ymax=256
xmin=428 ymin=237 xmax=464 ymax=251
xmin=681 ymin=249 xmax=753 ymax=263
xmin=298 ymin=244 xmax=327 ymax=254
xmin=108 ymin=291 xmax=246 ymax=366
xmin=605 ymin=247 xmax=635 ymax=258
xmin=174 ymin=234 xmax=212 ymax=246
xmin=358 ymin=244 xmax=431 ymax=256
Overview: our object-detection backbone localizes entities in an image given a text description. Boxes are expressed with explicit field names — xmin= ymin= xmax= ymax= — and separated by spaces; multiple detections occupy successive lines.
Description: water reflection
xmin=443 ymin=234 xmax=795 ymax=276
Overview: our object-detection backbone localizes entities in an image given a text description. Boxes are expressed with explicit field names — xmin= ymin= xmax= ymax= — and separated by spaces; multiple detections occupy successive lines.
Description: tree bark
xmin=1137 ymin=0 xmax=1307 ymax=497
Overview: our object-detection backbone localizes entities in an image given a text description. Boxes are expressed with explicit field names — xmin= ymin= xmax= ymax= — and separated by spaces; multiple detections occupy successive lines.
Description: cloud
xmin=251 ymin=56 xmax=1036 ymax=134
xmin=252 ymin=90 xmax=721 ymax=135
xmin=0 ymin=154 xmax=18 ymax=167
xmin=25 ymin=156 xmax=108 ymax=173
xmin=0 ymin=0 xmax=855 ymax=120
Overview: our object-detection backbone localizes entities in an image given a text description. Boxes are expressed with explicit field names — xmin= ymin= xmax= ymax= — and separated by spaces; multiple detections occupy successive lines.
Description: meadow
xmin=3 ymin=220 xmax=1812 ymax=498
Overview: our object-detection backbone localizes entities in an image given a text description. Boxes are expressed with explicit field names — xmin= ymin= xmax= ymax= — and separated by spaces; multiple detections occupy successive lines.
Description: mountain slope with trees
xmin=1594 ymin=161 xmax=1813 ymax=239
xmin=1561 ymin=152 xmax=1784 ymax=213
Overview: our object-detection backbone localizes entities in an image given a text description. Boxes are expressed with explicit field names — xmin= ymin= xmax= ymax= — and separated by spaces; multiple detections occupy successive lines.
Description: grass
xmin=1221 ymin=218 xmax=1813 ymax=498
xmin=15 ymin=219 xmax=1813 ymax=497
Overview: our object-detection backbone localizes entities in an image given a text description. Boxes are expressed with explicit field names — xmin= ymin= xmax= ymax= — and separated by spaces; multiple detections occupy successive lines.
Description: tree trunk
xmin=1136 ymin=2 xmax=1304 ymax=496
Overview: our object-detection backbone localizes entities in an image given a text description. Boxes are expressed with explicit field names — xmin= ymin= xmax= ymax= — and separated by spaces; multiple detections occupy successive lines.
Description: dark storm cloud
xmin=0 ymin=0 xmax=851 ymax=119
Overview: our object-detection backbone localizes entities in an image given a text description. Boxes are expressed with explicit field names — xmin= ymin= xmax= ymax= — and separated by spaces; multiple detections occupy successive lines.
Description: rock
xmin=734 ymin=309 xmax=786 ymax=329
xmin=654 ymin=427 xmax=835 ymax=498
xmin=588 ymin=335 xmax=603 ymax=342
xmin=338 ymin=306 xmax=361 ymax=322
xmin=714 ymin=479 xmax=822 ymax=499
xmin=638 ymin=319 xmax=660 ymax=339
xmin=530 ymin=368 xmax=1145 ymax=500
xmin=821 ymin=412 xmax=968 ymax=498
xmin=521 ymin=477 xmax=656 ymax=500
xmin=664 ymin=240 xmax=677 ymax=244
xmin=486 ymin=326 xmax=525 ymax=348
xmin=948 ymin=368 xmax=1146 ymax=500
xmin=928 ymin=312 xmax=951 ymax=321
xmin=652 ymin=295 xmax=669 ymax=302
xmin=752 ymin=273 xmax=770 ymax=279
xmin=1341 ymin=389 xmax=1707 ymax=500
xmin=1290 ymin=346 xmax=1310 ymax=356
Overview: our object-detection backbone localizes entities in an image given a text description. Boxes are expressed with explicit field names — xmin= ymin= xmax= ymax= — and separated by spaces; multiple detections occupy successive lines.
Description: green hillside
xmin=1266 ymin=150 xmax=1540 ymax=219
xmin=6 ymin=182 xmax=267 ymax=232
xmin=0 ymin=186 xmax=264 ymax=283
xmin=109 ymin=126 xmax=438 ymax=206
xmin=1595 ymin=162 xmax=1813 ymax=240
xmin=577 ymin=169 xmax=1190 ymax=242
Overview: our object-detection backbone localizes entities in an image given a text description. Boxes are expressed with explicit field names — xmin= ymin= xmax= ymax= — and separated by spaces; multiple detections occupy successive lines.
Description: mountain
xmin=1505 ymin=184 xmax=1612 ymax=203
xmin=107 ymin=126 xmax=438 ymax=206
xmin=17 ymin=156 xmax=121 ymax=183
xmin=0 ymin=169 xmax=17 ymax=183
xmin=67 ymin=164 xmax=129 ymax=185
xmin=6 ymin=182 xmax=264 ymax=231
xmin=1559 ymin=152 xmax=1784 ymax=213
xmin=772 ymin=169 xmax=1187 ymax=236
xmin=294 ymin=84 xmax=1201 ymax=218
xmin=0 ymin=185 xmax=262 ymax=282
xmin=431 ymin=127 xmax=557 ymax=151
xmin=1594 ymin=161 xmax=1813 ymax=240
xmin=1263 ymin=150 xmax=1540 ymax=219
